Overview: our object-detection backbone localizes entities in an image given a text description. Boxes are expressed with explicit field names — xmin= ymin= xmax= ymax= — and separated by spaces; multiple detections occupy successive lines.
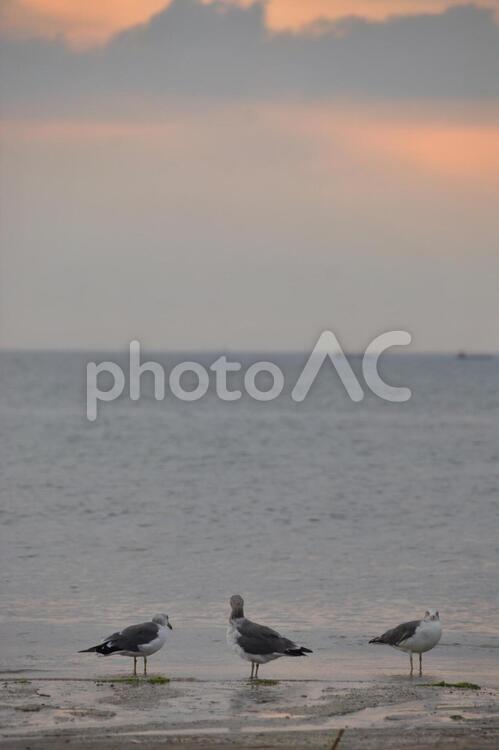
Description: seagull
xmin=369 ymin=610 xmax=442 ymax=675
xmin=79 ymin=613 xmax=172 ymax=676
xmin=226 ymin=594 xmax=312 ymax=679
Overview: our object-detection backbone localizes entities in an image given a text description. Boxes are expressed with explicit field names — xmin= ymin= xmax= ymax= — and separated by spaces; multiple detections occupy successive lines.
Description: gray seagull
xmin=79 ymin=613 xmax=172 ymax=676
xmin=369 ymin=610 xmax=442 ymax=675
xmin=227 ymin=594 xmax=312 ymax=679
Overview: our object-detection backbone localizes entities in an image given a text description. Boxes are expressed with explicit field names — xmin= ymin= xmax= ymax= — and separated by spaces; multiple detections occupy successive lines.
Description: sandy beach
xmin=1 ymin=673 xmax=498 ymax=749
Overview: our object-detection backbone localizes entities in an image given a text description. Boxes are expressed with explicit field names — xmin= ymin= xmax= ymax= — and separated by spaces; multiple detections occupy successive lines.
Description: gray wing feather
xmin=107 ymin=622 xmax=159 ymax=651
xmin=236 ymin=619 xmax=297 ymax=655
xmin=374 ymin=619 xmax=420 ymax=646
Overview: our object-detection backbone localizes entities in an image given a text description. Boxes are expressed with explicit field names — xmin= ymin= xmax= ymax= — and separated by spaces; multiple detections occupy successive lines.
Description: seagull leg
xmin=133 ymin=657 xmax=137 ymax=677
xmin=255 ymin=664 xmax=260 ymax=678
xmin=250 ymin=662 xmax=254 ymax=679
xmin=144 ymin=656 xmax=147 ymax=676
xmin=409 ymin=653 xmax=413 ymax=676
xmin=419 ymin=653 xmax=422 ymax=676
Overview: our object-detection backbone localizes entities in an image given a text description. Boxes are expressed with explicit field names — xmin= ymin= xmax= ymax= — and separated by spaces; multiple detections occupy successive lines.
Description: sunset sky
xmin=1 ymin=0 xmax=498 ymax=350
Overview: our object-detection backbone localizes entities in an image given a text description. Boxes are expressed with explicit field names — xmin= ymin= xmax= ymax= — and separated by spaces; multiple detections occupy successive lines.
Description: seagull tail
xmin=284 ymin=646 xmax=313 ymax=656
xmin=79 ymin=641 xmax=117 ymax=655
xmin=368 ymin=637 xmax=384 ymax=644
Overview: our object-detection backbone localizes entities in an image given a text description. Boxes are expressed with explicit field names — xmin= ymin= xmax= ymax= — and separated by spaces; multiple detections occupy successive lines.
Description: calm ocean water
xmin=1 ymin=352 xmax=498 ymax=683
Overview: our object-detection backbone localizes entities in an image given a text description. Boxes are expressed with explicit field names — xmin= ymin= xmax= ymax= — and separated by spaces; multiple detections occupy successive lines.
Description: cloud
xmin=1 ymin=2 xmax=497 ymax=351
xmin=3 ymin=100 xmax=498 ymax=183
xmin=0 ymin=0 xmax=170 ymax=48
xmin=1 ymin=0 xmax=498 ymax=116
xmin=2 ymin=101 xmax=497 ymax=349
xmin=245 ymin=0 xmax=499 ymax=32
xmin=1 ymin=0 xmax=497 ymax=47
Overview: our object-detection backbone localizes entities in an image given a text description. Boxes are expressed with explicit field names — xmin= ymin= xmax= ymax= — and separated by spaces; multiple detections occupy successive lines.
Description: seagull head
xmin=153 ymin=613 xmax=173 ymax=629
xmin=229 ymin=594 xmax=245 ymax=618
xmin=424 ymin=609 xmax=440 ymax=622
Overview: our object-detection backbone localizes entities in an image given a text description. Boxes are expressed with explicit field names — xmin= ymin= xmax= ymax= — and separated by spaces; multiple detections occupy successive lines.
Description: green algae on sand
xmin=96 ymin=675 xmax=170 ymax=685
xmin=251 ymin=678 xmax=280 ymax=686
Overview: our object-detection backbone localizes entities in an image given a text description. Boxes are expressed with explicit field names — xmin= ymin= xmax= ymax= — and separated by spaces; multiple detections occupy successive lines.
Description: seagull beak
xmin=167 ymin=622 xmax=173 ymax=630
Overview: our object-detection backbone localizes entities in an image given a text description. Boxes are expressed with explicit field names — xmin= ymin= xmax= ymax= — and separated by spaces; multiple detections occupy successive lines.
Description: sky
xmin=0 ymin=0 xmax=498 ymax=351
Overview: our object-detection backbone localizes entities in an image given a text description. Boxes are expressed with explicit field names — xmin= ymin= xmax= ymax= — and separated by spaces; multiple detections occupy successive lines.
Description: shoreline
xmin=1 ymin=675 xmax=498 ymax=749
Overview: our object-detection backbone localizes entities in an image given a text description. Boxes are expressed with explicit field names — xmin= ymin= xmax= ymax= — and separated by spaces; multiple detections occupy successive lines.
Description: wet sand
xmin=1 ymin=674 xmax=498 ymax=749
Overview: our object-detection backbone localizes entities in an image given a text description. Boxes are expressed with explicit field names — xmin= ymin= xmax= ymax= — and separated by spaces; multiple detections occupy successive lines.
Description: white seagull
xmin=227 ymin=594 xmax=312 ymax=679
xmin=369 ymin=610 xmax=442 ymax=675
xmin=79 ymin=613 xmax=172 ymax=676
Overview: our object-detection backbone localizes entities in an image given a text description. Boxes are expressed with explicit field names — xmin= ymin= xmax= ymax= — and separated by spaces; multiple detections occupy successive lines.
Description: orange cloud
xmin=252 ymin=0 xmax=498 ymax=32
xmin=1 ymin=0 xmax=497 ymax=48
xmin=2 ymin=102 xmax=498 ymax=184
xmin=353 ymin=119 xmax=499 ymax=180
xmin=259 ymin=101 xmax=499 ymax=184
xmin=0 ymin=0 xmax=171 ymax=48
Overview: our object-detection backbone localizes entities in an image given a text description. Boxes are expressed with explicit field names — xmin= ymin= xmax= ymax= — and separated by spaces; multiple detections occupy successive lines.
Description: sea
xmin=1 ymin=351 xmax=498 ymax=684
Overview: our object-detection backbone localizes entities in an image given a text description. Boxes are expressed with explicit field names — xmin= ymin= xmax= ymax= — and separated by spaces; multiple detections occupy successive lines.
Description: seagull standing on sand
xmin=369 ymin=610 xmax=442 ymax=676
xmin=79 ymin=613 xmax=172 ymax=676
xmin=227 ymin=595 xmax=312 ymax=679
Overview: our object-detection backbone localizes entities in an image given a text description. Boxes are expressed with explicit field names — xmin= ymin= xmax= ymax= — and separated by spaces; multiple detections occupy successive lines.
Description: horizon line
xmin=0 ymin=347 xmax=497 ymax=357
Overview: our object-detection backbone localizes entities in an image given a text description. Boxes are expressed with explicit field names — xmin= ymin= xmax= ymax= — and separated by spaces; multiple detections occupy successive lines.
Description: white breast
xmin=399 ymin=620 xmax=442 ymax=654
xmin=138 ymin=625 xmax=168 ymax=656
xmin=226 ymin=621 xmax=238 ymax=649
xmin=227 ymin=621 xmax=244 ymax=654
xmin=227 ymin=620 xmax=254 ymax=663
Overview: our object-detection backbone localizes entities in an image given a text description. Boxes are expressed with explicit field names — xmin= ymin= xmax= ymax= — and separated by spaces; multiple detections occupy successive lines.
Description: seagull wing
xmin=235 ymin=618 xmax=298 ymax=656
xmin=108 ymin=621 xmax=159 ymax=651
xmin=79 ymin=621 xmax=161 ymax=655
xmin=92 ymin=621 xmax=159 ymax=654
xmin=370 ymin=619 xmax=420 ymax=646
